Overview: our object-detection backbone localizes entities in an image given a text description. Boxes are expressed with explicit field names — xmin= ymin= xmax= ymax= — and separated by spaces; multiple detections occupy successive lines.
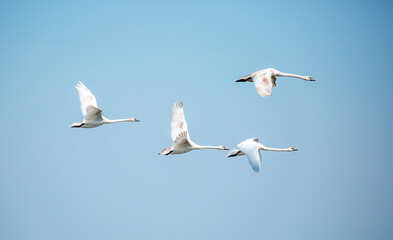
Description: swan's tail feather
xmin=70 ymin=122 xmax=84 ymax=128
xmin=236 ymin=74 xmax=253 ymax=82
xmin=226 ymin=149 xmax=243 ymax=157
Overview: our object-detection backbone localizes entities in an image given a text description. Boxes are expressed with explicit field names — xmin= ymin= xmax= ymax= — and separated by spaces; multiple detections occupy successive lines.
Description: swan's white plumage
xmin=237 ymin=138 xmax=261 ymax=172
xmin=171 ymin=102 xmax=189 ymax=142
xmin=75 ymin=81 xmax=99 ymax=117
xmin=71 ymin=81 xmax=140 ymax=128
xmin=84 ymin=105 xmax=103 ymax=122
xmin=174 ymin=130 xmax=192 ymax=149
xmin=159 ymin=102 xmax=228 ymax=155
xmin=253 ymin=74 xmax=273 ymax=97
xmin=236 ymin=68 xmax=314 ymax=97
xmin=227 ymin=137 xmax=297 ymax=172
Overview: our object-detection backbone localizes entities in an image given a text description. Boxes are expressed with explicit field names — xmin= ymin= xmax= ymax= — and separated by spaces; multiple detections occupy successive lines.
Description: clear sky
xmin=1 ymin=1 xmax=393 ymax=239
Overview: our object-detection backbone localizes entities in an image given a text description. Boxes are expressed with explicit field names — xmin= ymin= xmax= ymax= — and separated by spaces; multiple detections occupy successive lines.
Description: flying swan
xmin=236 ymin=68 xmax=316 ymax=97
xmin=70 ymin=81 xmax=140 ymax=128
xmin=159 ymin=102 xmax=228 ymax=155
xmin=226 ymin=138 xmax=297 ymax=172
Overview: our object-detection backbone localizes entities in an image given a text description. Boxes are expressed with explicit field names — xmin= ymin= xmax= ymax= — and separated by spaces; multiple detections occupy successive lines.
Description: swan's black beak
xmin=135 ymin=118 xmax=140 ymax=122
xmin=310 ymin=78 xmax=316 ymax=81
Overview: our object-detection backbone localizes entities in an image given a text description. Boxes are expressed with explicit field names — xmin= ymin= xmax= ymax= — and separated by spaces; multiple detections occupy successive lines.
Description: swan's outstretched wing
xmin=238 ymin=139 xmax=261 ymax=172
xmin=173 ymin=131 xmax=192 ymax=148
xmin=75 ymin=81 xmax=99 ymax=117
xmin=171 ymin=102 xmax=189 ymax=142
xmin=84 ymin=105 xmax=103 ymax=122
xmin=253 ymin=73 xmax=273 ymax=97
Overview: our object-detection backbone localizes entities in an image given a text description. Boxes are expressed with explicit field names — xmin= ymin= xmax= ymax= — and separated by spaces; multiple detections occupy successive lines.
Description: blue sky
xmin=1 ymin=1 xmax=393 ymax=239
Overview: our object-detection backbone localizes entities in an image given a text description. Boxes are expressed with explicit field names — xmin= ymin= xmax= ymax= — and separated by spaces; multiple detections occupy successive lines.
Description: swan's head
xmin=290 ymin=147 xmax=298 ymax=151
xmin=129 ymin=117 xmax=140 ymax=122
xmin=219 ymin=146 xmax=229 ymax=150
xmin=306 ymin=76 xmax=316 ymax=81
xmin=159 ymin=147 xmax=173 ymax=155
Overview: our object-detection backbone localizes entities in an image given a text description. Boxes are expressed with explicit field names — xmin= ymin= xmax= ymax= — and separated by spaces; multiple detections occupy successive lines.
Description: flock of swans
xmin=71 ymin=68 xmax=315 ymax=172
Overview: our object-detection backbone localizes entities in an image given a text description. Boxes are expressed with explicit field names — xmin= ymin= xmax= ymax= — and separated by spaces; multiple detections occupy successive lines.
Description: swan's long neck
xmin=258 ymin=143 xmax=292 ymax=152
xmin=193 ymin=145 xmax=222 ymax=150
xmin=103 ymin=118 xmax=133 ymax=124
xmin=276 ymin=72 xmax=309 ymax=81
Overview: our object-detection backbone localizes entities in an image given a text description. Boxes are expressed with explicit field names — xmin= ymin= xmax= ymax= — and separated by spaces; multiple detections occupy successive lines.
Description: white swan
xmin=236 ymin=68 xmax=316 ymax=97
xmin=70 ymin=81 xmax=140 ymax=128
xmin=226 ymin=138 xmax=297 ymax=172
xmin=159 ymin=102 xmax=229 ymax=155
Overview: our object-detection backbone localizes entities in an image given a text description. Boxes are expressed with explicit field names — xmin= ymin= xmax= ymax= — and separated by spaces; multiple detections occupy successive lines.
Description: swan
xmin=159 ymin=102 xmax=229 ymax=155
xmin=70 ymin=81 xmax=140 ymax=128
xmin=236 ymin=68 xmax=316 ymax=97
xmin=226 ymin=138 xmax=297 ymax=172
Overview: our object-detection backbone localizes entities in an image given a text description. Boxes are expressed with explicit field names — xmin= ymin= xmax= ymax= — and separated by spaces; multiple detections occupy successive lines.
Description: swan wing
xmin=253 ymin=73 xmax=273 ymax=97
xmin=171 ymin=102 xmax=190 ymax=142
xmin=84 ymin=105 xmax=103 ymax=122
xmin=75 ymin=81 xmax=99 ymax=117
xmin=238 ymin=140 xmax=261 ymax=172
xmin=173 ymin=131 xmax=192 ymax=148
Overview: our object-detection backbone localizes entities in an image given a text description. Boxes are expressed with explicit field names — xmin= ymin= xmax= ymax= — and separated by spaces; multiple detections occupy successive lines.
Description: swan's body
xmin=71 ymin=81 xmax=140 ymax=128
xmin=226 ymin=138 xmax=297 ymax=172
xmin=159 ymin=102 xmax=228 ymax=155
xmin=236 ymin=68 xmax=315 ymax=97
